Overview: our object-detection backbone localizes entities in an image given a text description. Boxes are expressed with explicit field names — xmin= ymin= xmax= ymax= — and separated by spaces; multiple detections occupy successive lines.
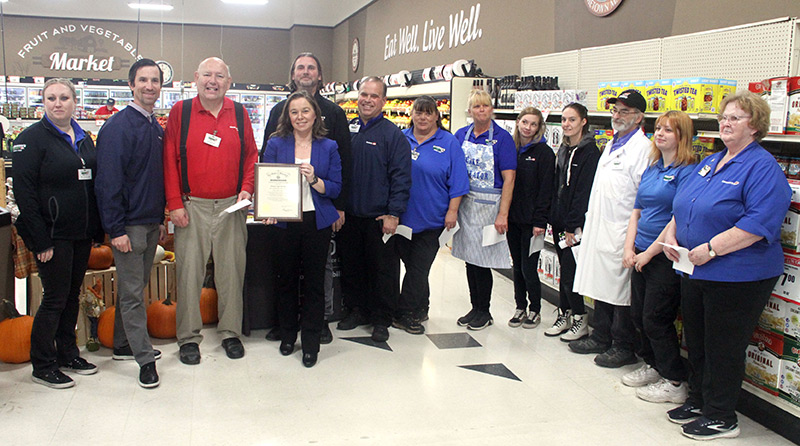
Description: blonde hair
xmin=467 ymin=89 xmax=493 ymax=109
xmin=650 ymin=111 xmax=695 ymax=167
xmin=43 ymin=78 xmax=76 ymax=100
xmin=718 ymin=91 xmax=770 ymax=142
xmin=513 ymin=107 xmax=545 ymax=147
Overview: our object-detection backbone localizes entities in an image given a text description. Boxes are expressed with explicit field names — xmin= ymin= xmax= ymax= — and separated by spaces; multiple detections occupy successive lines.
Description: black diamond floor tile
xmin=458 ymin=363 xmax=521 ymax=381
xmin=341 ymin=336 xmax=393 ymax=351
xmin=426 ymin=332 xmax=482 ymax=349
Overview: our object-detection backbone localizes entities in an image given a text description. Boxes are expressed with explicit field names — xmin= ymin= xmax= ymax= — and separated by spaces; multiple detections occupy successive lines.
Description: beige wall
xmin=288 ymin=26 xmax=335 ymax=85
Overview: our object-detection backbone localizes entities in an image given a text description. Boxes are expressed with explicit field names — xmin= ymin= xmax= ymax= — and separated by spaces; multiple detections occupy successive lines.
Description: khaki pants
xmin=175 ymin=196 xmax=247 ymax=346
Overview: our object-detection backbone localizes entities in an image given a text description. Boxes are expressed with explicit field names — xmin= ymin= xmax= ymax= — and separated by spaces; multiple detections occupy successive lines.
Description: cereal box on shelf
xmin=769 ymin=77 xmax=789 ymax=134
xmin=597 ymin=81 xmax=620 ymax=111
xmin=645 ymin=79 xmax=671 ymax=113
xmin=595 ymin=129 xmax=614 ymax=151
xmin=773 ymin=252 xmax=800 ymax=304
xmin=779 ymin=337 xmax=800 ymax=406
xmin=744 ymin=326 xmax=784 ymax=395
xmin=672 ymin=77 xmax=719 ymax=114
xmin=760 ymin=295 xmax=790 ymax=335
xmin=786 ymin=77 xmax=800 ymax=135
xmin=782 ymin=207 xmax=800 ymax=251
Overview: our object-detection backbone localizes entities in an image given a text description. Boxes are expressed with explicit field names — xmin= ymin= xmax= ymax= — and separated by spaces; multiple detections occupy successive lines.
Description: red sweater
xmin=163 ymin=97 xmax=257 ymax=210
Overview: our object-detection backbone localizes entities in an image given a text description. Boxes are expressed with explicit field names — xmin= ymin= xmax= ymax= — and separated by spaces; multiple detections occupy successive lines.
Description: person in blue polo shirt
xmin=662 ymin=91 xmax=791 ymax=440
xmin=393 ymin=96 xmax=469 ymax=334
xmin=620 ymin=111 xmax=696 ymax=403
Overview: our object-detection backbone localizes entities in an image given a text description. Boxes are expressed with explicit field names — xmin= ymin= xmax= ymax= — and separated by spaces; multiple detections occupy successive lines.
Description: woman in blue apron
xmin=452 ymin=89 xmax=517 ymax=330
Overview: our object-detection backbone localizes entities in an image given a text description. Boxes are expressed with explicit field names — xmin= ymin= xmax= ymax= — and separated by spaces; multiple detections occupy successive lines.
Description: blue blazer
xmin=262 ymin=135 xmax=342 ymax=230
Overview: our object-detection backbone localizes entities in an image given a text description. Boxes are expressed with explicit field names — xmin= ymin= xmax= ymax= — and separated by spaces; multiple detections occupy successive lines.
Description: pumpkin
xmin=147 ymin=295 xmax=177 ymax=339
xmin=97 ymin=306 xmax=115 ymax=348
xmin=0 ymin=299 xmax=34 ymax=363
xmin=88 ymin=244 xmax=113 ymax=270
xmin=200 ymin=287 xmax=218 ymax=324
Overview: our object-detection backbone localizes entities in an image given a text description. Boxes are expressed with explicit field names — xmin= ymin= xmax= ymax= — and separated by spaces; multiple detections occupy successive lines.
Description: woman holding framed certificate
xmin=261 ymin=90 xmax=342 ymax=367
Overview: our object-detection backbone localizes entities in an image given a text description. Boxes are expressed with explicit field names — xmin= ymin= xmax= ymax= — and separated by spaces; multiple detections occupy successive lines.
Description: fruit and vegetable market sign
xmin=16 ymin=22 xmax=143 ymax=76
xmin=585 ymin=0 xmax=623 ymax=17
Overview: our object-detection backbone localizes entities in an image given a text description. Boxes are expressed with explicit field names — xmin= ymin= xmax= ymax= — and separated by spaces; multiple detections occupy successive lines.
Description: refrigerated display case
xmin=0 ymin=87 xmax=26 ymax=107
xmin=27 ymin=87 xmax=43 ymax=108
xmin=109 ymin=89 xmax=133 ymax=108
xmin=240 ymin=93 xmax=265 ymax=147
xmin=83 ymin=88 xmax=108 ymax=113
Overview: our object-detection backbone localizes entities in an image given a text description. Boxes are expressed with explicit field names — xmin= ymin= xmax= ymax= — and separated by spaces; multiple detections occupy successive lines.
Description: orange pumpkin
xmin=88 ymin=244 xmax=113 ymax=270
xmin=97 ymin=306 xmax=115 ymax=348
xmin=0 ymin=300 xmax=34 ymax=363
xmin=200 ymin=287 xmax=218 ymax=324
xmin=147 ymin=295 xmax=177 ymax=339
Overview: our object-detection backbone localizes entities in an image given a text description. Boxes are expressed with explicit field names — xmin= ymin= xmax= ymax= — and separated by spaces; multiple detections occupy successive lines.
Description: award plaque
xmin=254 ymin=163 xmax=303 ymax=221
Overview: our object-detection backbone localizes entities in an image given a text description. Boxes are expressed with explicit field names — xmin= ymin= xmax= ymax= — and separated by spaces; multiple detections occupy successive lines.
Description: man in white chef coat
xmin=568 ymin=90 xmax=651 ymax=368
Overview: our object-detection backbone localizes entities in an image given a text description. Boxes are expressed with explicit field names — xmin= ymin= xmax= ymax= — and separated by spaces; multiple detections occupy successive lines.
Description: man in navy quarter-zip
xmin=96 ymin=59 xmax=166 ymax=389
xmin=336 ymin=76 xmax=411 ymax=342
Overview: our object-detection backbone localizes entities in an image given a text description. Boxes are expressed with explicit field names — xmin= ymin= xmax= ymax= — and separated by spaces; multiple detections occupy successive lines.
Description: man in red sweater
xmin=163 ymin=57 xmax=257 ymax=364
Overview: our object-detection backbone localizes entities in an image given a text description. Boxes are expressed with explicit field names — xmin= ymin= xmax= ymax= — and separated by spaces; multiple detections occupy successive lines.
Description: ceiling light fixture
xmin=128 ymin=2 xmax=174 ymax=11
xmin=220 ymin=0 xmax=269 ymax=5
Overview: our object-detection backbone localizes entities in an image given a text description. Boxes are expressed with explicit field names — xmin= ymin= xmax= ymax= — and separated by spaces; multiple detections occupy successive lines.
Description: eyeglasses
xmin=610 ymin=107 xmax=636 ymax=117
xmin=717 ymin=114 xmax=750 ymax=124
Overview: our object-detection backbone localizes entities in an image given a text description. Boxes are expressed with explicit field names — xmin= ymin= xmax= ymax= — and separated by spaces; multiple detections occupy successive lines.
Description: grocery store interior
xmin=1 ymin=0 xmax=800 ymax=445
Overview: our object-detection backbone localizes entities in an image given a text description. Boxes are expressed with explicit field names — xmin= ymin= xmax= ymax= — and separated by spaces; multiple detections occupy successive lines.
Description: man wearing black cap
xmin=95 ymin=98 xmax=119 ymax=117
xmin=569 ymin=89 xmax=651 ymax=368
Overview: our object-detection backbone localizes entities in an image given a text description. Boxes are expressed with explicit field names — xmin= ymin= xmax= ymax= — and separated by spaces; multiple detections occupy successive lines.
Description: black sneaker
xmin=59 ymin=357 xmax=98 ymax=375
xmin=320 ymin=323 xmax=333 ymax=344
xmin=413 ymin=309 xmax=429 ymax=323
xmin=667 ymin=403 xmax=703 ymax=424
xmin=138 ymin=362 xmax=159 ymax=389
xmin=392 ymin=314 xmax=425 ymax=334
xmin=113 ymin=345 xmax=162 ymax=361
xmin=568 ymin=337 xmax=610 ymax=354
xmin=457 ymin=309 xmax=479 ymax=327
xmin=32 ymin=369 xmax=75 ymax=389
xmin=594 ymin=346 xmax=637 ymax=368
xmin=337 ymin=309 xmax=368 ymax=331
xmin=372 ymin=325 xmax=390 ymax=342
xmin=682 ymin=416 xmax=740 ymax=440
xmin=508 ymin=309 xmax=526 ymax=328
xmin=179 ymin=342 xmax=201 ymax=365
xmin=467 ymin=312 xmax=493 ymax=330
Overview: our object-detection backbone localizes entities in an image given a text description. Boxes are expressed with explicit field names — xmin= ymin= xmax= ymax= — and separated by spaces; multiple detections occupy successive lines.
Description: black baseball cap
xmin=608 ymin=89 xmax=646 ymax=113
xmin=106 ymin=98 xmax=115 ymax=106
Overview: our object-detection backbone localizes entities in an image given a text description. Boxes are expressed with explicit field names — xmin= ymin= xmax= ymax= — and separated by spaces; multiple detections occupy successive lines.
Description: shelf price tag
xmin=33 ymin=77 xmax=45 ymax=84
xmin=773 ymin=252 xmax=800 ymax=304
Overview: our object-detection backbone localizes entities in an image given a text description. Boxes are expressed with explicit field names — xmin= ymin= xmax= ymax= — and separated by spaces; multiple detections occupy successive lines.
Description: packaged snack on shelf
xmin=744 ymin=326 xmax=783 ymax=395
xmin=553 ymin=255 xmax=561 ymax=287
xmin=785 ymin=299 xmax=800 ymax=340
xmin=543 ymin=250 xmax=554 ymax=285
xmin=562 ymin=90 xmax=588 ymax=108
xmin=791 ymin=159 xmax=800 ymax=180
xmin=597 ymin=81 xmax=619 ymax=111
xmin=749 ymin=79 xmax=771 ymax=100
xmin=691 ymin=136 xmax=715 ymax=159
xmin=595 ymin=129 xmax=613 ymax=151
xmin=761 ymin=295 xmax=790 ymax=334
xmin=773 ymin=252 xmax=800 ymax=303
xmin=779 ymin=337 xmax=800 ymax=406
xmin=645 ymin=79 xmax=671 ymax=113
xmin=769 ymin=77 xmax=790 ymax=134
xmin=781 ymin=207 xmax=800 ymax=251
xmin=787 ymin=77 xmax=800 ymax=135
xmin=788 ymin=179 xmax=800 ymax=206
xmin=672 ymin=77 xmax=719 ymax=113
xmin=537 ymin=252 xmax=545 ymax=281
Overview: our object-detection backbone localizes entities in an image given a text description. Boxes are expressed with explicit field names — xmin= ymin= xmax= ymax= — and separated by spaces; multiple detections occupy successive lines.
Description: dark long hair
xmin=273 ymin=91 xmax=328 ymax=140
xmin=409 ymin=95 xmax=443 ymax=131
xmin=563 ymin=102 xmax=590 ymax=137
xmin=288 ymin=52 xmax=323 ymax=92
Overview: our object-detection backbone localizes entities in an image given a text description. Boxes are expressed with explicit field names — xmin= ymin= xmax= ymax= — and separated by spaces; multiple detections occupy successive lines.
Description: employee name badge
xmin=349 ymin=122 xmax=361 ymax=133
xmin=411 ymin=148 xmax=419 ymax=160
xmin=611 ymin=159 xmax=623 ymax=170
xmin=78 ymin=168 xmax=92 ymax=180
xmin=698 ymin=165 xmax=711 ymax=177
xmin=204 ymin=132 xmax=221 ymax=148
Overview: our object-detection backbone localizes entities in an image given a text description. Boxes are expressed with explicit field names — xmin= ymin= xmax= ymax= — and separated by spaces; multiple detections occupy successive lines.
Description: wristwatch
xmin=707 ymin=241 xmax=716 ymax=258
xmin=309 ymin=175 xmax=319 ymax=186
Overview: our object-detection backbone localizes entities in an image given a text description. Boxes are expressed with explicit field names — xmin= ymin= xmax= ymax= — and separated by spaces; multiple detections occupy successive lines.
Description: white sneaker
xmin=621 ymin=363 xmax=661 ymax=387
xmin=544 ymin=309 xmax=572 ymax=336
xmin=522 ymin=311 xmax=541 ymax=329
xmin=508 ymin=309 xmax=527 ymax=328
xmin=636 ymin=378 xmax=689 ymax=404
xmin=560 ymin=313 xmax=588 ymax=342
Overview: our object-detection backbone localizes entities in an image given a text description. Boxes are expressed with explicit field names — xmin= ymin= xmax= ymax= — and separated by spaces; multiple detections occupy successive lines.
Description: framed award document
xmin=254 ymin=163 xmax=303 ymax=221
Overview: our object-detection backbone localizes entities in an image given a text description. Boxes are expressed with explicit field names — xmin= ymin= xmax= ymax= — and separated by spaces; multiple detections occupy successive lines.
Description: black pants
xmin=552 ymin=226 xmax=585 ymax=315
xmin=590 ymin=300 xmax=636 ymax=350
xmin=274 ymin=212 xmax=331 ymax=354
xmin=30 ymin=238 xmax=92 ymax=372
xmin=681 ymin=276 xmax=777 ymax=424
xmin=465 ymin=263 xmax=493 ymax=313
xmin=338 ymin=214 xmax=399 ymax=327
xmin=507 ymin=222 xmax=542 ymax=313
xmin=630 ymin=250 xmax=686 ymax=381
xmin=396 ymin=227 xmax=442 ymax=316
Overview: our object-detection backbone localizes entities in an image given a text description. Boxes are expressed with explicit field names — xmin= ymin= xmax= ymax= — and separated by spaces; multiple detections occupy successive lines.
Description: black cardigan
xmin=509 ymin=139 xmax=555 ymax=227
xmin=550 ymin=133 xmax=601 ymax=233
xmin=12 ymin=118 xmax=103 ymax=253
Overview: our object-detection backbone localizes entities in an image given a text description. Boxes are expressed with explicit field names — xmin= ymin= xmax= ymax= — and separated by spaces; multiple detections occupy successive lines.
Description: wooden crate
xmin=27 ymin=261 xmax=176 ymax=346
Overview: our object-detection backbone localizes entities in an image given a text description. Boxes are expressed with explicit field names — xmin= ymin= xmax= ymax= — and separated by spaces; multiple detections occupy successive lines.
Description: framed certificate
xmin=254 ymin=163 xmax=303 ymax=221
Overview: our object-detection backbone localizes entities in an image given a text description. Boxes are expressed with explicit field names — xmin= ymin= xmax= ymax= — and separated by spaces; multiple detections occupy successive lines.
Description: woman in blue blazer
xmin=262 ymin=91 xmax=342 ymax=367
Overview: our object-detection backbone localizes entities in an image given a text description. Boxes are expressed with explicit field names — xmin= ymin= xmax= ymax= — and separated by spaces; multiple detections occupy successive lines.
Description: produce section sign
xmin=584 ymin=0 xmax=623 ymax=17
xmin=384 ymin=3 xmax=483 ymax=61
xmin=15 ymin=22 xmax=143 ymax=76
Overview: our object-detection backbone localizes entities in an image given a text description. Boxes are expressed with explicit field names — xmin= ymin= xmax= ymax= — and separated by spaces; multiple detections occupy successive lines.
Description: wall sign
xmin=351 ymin=38 xmax=360 ymax=73
xmin=157 ymin=60 xmax=174 ymax=85
xmin=584 ymin=0 xmax=623 ymax=17
xmin=383 ymin=3 xmax=483 ymax=61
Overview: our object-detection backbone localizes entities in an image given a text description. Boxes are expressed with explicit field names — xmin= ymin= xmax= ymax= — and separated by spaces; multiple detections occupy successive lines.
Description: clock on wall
xmin=351 ymin=38 xmax=360 ymax=73
xmin=156 ymin=60 xmax=174 ymax=86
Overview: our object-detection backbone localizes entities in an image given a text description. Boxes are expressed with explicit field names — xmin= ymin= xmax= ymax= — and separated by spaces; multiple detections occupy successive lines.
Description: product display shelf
xmin=698 ymin=130 xmax=800 ymax=144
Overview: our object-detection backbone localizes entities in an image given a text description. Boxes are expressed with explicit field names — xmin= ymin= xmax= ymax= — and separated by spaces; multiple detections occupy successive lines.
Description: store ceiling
xmin=0 ymin=0 xmax=373 ymax=28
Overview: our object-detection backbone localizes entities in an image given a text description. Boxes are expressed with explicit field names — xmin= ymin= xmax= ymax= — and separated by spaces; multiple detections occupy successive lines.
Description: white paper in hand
xmin=482 ymin=224 xmax=507 ymax=247
xmin=658 ymin=242 xmax=694 ymax=275
xmin=220 ymin=199 xmax=251 ymax=216
xmin=382 ymin=225 xmax=413 ymax=243
xmin=439 ymin=222 xmax=460 ymax=248
xmin=529 ymin=234 xmax=545 ymax=255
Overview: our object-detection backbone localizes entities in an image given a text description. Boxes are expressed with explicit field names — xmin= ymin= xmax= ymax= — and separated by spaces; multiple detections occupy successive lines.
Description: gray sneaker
xmin=568 ymin=337 xmax=610 ymax=354
xmin=594 ymin=346 xmax=637 ymax=368
xmin=508 ymin=309 xmax=526 ymax=328
xmin=521 ymin=311 xmax=541 ymax=329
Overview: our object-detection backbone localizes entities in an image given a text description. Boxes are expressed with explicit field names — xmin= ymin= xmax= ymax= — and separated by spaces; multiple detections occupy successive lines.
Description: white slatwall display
xmin=518 ymin=17 xmax=799 ymax=111
xmin=662 ymin=17 xmax=796 ymax=88
xmin=520 ymin=50 xmax=580 ymax=89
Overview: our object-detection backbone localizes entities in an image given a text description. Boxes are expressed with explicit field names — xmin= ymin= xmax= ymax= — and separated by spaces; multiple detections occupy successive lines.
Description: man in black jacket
xmin=261 ymin=53 xmax=351 ymax=344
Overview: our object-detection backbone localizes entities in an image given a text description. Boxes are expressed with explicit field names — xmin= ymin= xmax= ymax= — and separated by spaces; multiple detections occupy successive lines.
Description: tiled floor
xmin=0 ymin=248 xmax=793 ymax=445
